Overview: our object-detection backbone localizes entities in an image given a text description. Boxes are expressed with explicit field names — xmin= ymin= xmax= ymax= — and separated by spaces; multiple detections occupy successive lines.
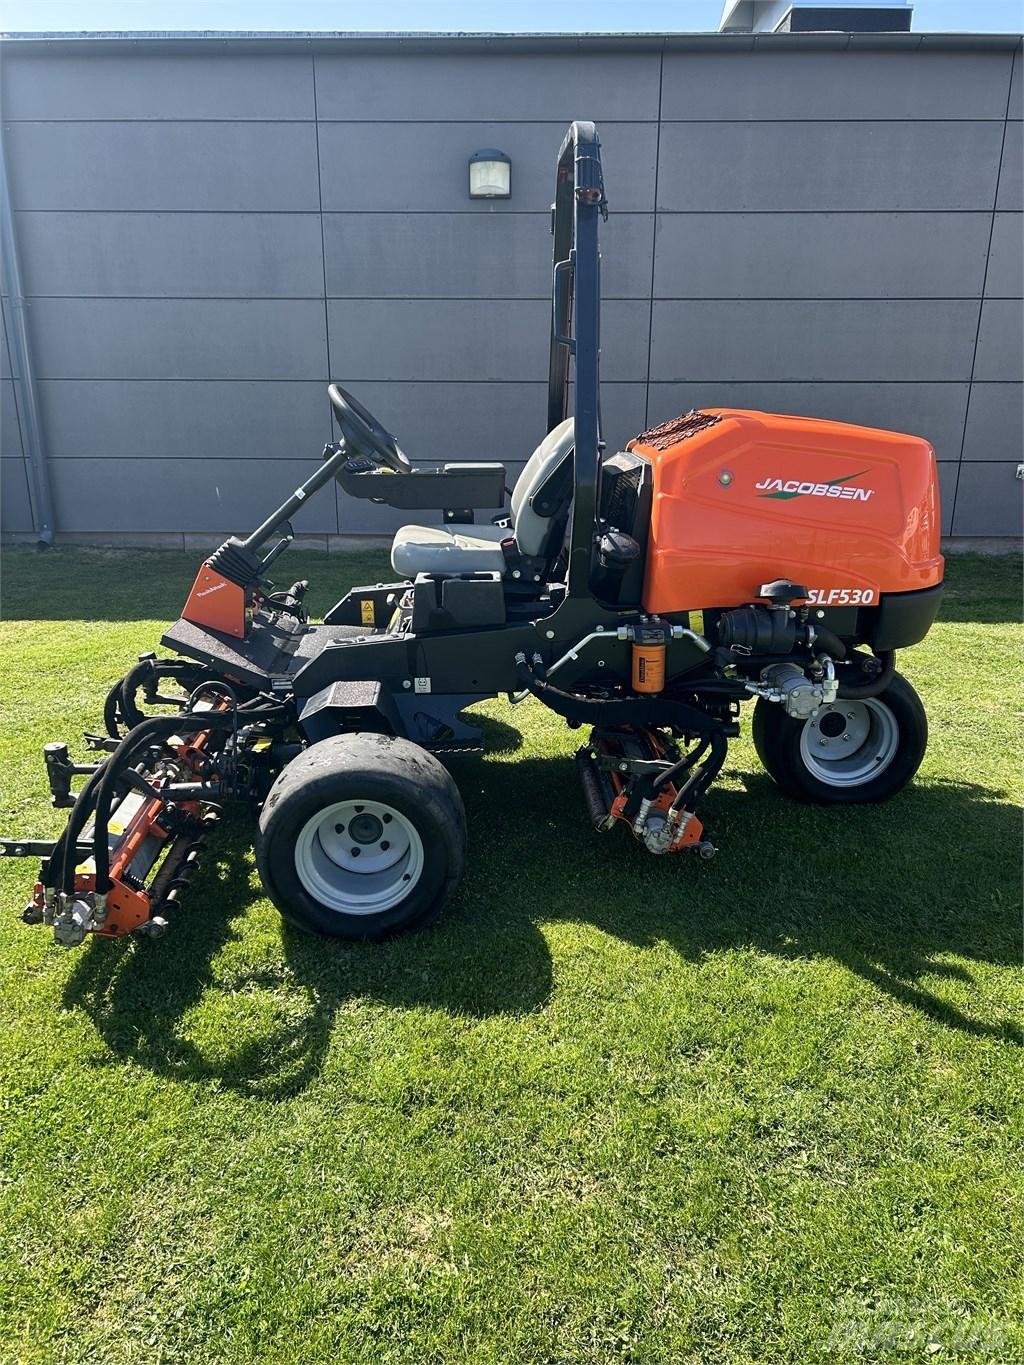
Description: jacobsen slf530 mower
xmin=3 ymin=122 xmax=944 ymax=946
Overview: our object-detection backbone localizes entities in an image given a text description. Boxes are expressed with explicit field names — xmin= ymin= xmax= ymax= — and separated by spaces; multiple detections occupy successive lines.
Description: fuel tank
xmin=630 ymin=410 xmax=944 ymax=615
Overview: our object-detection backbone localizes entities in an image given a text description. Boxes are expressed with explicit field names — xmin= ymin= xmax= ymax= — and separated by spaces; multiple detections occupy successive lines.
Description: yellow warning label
xmin=360 ymin=599 xmax=376 ymax=626
xmin=687 ymin=610 xmax=704 ymax=635
xmin=108 ymin=821 xmax=124 ymax=836
xmin=251 ymin=737 xmax=272 ymax=752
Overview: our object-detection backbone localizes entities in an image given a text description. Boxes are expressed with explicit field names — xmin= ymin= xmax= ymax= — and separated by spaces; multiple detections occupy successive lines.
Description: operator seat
xmin=391 ymin=419 xmax=575 ymax=579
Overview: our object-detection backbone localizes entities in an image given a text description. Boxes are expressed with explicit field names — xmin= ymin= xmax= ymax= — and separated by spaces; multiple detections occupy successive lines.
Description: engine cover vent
xmin=634 ymin=410 xmax=722 ymax=450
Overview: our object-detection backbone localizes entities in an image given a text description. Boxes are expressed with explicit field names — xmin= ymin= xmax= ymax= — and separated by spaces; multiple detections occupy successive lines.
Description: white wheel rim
xmin=798 ymin=697 xmax=900 ymax=788
xmin=293 ymin=799 xmax=424 ymax=915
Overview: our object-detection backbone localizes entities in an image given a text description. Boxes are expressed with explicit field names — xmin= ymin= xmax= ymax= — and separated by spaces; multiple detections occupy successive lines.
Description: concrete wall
xmin=1 ymin=33 xmax=1021 ymax=546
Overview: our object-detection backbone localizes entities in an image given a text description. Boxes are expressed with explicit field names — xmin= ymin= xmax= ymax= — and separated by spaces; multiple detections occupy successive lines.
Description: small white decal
xmin=807 ymin=588 xmax=876 ymax=606
xmin=414 ymin=677 xmax=431 ymax=694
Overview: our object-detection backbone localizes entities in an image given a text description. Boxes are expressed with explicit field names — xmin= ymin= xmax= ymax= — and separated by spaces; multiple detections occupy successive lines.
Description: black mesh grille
xmin=600 ymin=453 xmax=644 ymax=533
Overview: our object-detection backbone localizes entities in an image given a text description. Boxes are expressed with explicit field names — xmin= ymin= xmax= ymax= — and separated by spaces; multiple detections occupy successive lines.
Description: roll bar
xmin=547 ymin=121 xmax=608 ymax=595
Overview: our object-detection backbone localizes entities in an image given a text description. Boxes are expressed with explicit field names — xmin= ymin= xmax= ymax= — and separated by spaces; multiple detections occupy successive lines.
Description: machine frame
xmin=2 ymin=121 xmax=943 ymax=946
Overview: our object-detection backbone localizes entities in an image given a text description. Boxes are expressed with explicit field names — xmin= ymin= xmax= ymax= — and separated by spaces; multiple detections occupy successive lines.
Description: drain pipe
xmin=0 ymin=122 xmax=55 ymax=546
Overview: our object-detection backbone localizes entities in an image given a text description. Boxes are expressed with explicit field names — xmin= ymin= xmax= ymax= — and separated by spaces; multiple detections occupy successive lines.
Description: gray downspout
xmin=0 ymin=121 xmax=55 ymax=546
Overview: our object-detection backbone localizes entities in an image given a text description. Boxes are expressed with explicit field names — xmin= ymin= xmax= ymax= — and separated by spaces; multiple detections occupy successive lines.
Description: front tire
xmin=752 ymin=671 xmax=927 ymax=804
xmin=256 ymin=733 xmax=466 ymax=940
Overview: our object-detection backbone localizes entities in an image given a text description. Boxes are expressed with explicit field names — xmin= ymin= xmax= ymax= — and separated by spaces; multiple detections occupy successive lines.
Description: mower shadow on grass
xmin=61 ymin=756 xmax=1021 ymax=1102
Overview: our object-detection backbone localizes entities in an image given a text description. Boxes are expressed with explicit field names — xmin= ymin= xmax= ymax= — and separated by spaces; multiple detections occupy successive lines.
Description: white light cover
xmin=469 ymin=159 xmax=511 ymax=198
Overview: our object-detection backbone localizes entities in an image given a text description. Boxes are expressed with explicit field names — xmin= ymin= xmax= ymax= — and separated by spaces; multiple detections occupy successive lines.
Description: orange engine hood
xmin=629 ymin=409 xmax=944 ymax=615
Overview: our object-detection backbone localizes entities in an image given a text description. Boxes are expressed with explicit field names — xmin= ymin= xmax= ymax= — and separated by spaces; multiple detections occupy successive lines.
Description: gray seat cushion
xmin=391 ymin=523 xmax=508 ymax=577
xmin=390 ymin=418 xmax=575 ymax=580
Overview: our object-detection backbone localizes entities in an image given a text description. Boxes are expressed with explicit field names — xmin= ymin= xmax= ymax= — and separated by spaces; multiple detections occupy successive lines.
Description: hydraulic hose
xmin=514 ymin=654 xmax=729 ymax=737
xmin=836 ymin=649 xmax=895 ymax=700
xmin=117 ymin=659 xmax=218 ymax=733
xmin=812 ymin=624 xmax=847 ymax=661
xmin=77 ymin=715 xmax=189 ymax=897
xmin=651 ymin=738 xmax=711 ymax=794
xmin=45 ymin=762 xmax=107 ymax=895
xmin=668 ymin=732 xmax=727 ymax=812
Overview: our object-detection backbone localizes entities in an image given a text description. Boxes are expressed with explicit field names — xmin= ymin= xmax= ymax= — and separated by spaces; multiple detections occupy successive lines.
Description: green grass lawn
xmin=0 ymin=547 xmax=1021 ymax=1365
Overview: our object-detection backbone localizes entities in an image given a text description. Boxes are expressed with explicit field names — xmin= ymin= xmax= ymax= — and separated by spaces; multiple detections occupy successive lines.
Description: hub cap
xmin=294 ymin=799 xmax=424 ymax=915
xmin=798 ymin=698 xmax=900 ymax=788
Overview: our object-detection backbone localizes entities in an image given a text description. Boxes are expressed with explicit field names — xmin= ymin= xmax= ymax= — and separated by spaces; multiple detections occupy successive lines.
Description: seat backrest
xmin=509 ymin=418 xmax=575 ymax=557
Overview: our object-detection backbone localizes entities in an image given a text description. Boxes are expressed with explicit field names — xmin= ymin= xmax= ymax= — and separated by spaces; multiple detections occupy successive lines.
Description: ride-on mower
xmin=2 ymin=122 xmax=944 ymax=946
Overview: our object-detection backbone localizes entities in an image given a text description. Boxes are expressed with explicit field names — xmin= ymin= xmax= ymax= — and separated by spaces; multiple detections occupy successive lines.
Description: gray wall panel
xmin=52 ymin=458 xmax=339 ymax=534
xmin=1 ymin=456 xmax=33 ymax=532
xmin=973 ymin=299 xmax=1024 ymax=382
xmin=328 ymin=299 xmax=649 ymax=382
xmin=657 ymin=121 xmax=1003 ymax=212
xmin=936 ymin=462 xmax=957 ymax=536
xmin=324 ymin=211 xmax=653 ymax=299
xmin=6 ymin=122 xmax=320 ymax=211
xmin=646 ymin=381 xmax=969 ymax=456
xmin=28 ymin=299 xmax=328 ymax=380
xmin=985 ymin=213 xmax=1024 ymax=298
xmin=36 ymin=380 xmax=330 ymax=460
xmin=314 ymin=52 xmax=661 ymax=122
xmin=329 ymin=299 xmax=548 ymax=382
xmin=318 ymin=122 xmax=658 ymax=213
xmin=653 ymin=212 xmax=991 ymax=299
xmin=951 ymin=462 xmax=1023 ymax=536
xmin=997 ymin=121 xmax=1023 ymax=211
xmin=19 ymin=212 xmax=325 ymax=299
xmin=962 ymin=384 xmax=1023 ymax=462
xmin=650 ymin=300 xmax=979 ymax=382
xmin=325 ymin=214 xmax=551 ymax=299
xmin=1 ymin=51 xmax=315 ymax=120
xmin=2 ymin=38 xmax=1019 ymax=542
xmin=1 ymin=380 xmax=23 ymax=456
xmin=661 ymin=50 xmax=1013 ymax=121
xmin=1011 ymin=48 xmax=1022 ymax=121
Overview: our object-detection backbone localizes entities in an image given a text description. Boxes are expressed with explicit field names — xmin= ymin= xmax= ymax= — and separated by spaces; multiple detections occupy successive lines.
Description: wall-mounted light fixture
xmin=468 ymin=148 xmax=511 ymax=200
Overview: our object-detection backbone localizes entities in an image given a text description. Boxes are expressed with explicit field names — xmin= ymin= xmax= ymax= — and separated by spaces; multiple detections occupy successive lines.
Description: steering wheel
xmin=328 ymin=383 xmax=412 ymax=472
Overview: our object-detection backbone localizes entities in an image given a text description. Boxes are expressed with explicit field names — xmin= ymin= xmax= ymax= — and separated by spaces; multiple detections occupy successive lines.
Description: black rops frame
xmin=547 ymin=121 xmax=607 ymax=599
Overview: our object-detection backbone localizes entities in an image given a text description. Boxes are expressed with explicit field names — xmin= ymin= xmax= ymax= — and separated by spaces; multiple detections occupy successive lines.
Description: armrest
xmin=335 ymin=461 xmax=507 ymax=512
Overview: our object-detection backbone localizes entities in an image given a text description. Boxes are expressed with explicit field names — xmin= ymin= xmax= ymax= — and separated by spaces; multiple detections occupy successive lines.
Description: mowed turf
xmin=0 ymin=547 xmax=1021 ymax=1365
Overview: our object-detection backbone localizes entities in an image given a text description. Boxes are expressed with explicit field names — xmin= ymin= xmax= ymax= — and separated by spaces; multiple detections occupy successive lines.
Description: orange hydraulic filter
xmin=631 ymin=621 xmax=667 ymax=694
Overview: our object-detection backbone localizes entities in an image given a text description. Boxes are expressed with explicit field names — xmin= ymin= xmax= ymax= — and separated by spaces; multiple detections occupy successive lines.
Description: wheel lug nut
xmin=351 ymin=847 xmax=360 ymax=857
xmin=380 ymin=840 xmax=390 ymax=851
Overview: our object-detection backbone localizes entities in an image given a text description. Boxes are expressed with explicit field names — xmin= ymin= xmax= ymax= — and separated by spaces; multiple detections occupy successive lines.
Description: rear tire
xmin=256 ymin=733 xmax=466 ymax=940
xmin=752 ymin=671 xmax=927 ymax=804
